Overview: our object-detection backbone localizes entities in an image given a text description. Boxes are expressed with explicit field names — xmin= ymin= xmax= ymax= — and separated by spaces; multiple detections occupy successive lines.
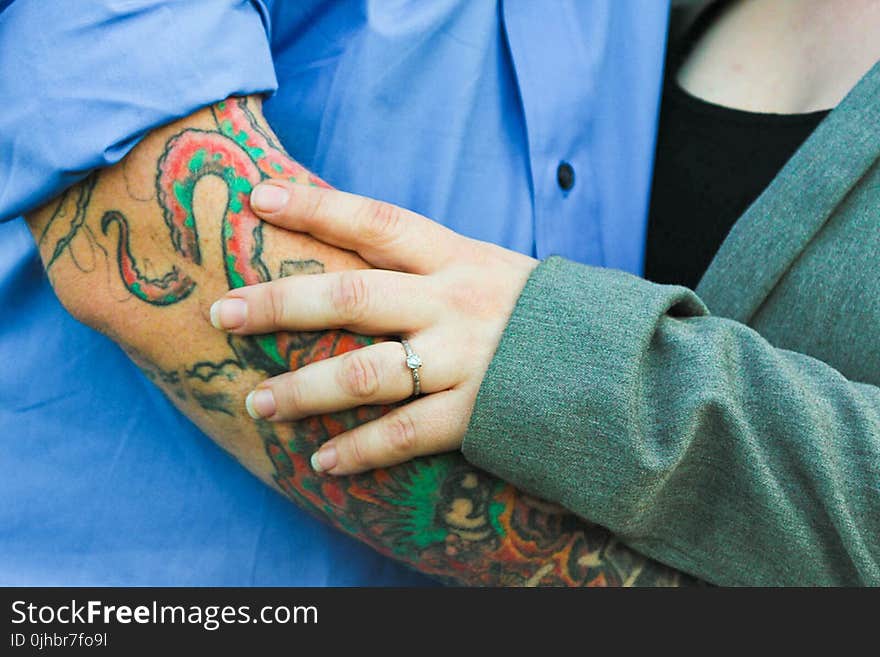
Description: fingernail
xmin=210 ymin=298 xmax=248 ymax=330
xmin=310 ymin=445 xmax=338 ymax=473
xmin=245 ymin=388 xmax=276 ymax=419
xmin=251 ymin=184 xmax=289 ymax=213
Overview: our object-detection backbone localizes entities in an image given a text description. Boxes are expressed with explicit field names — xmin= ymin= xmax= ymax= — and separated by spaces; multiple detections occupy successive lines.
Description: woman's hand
xmin=209 ymin=180 xmax=537 ymax=475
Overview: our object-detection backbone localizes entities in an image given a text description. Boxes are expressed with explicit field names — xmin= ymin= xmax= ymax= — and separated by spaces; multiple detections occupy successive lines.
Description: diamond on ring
xmin=400 ymin=339 xmax=423 ymax=397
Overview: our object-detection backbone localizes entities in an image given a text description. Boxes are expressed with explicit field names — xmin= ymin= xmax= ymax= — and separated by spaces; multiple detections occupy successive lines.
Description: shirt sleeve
xmin=462 ymin=256 xmax=880 ymax=586
xmin=0 ymin=0 xmax=278 ymax=222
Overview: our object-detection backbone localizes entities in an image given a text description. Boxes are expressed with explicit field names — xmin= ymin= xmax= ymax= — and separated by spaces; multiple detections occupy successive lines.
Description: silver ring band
xmin=400 ymin=339 xmax=423 ymax=397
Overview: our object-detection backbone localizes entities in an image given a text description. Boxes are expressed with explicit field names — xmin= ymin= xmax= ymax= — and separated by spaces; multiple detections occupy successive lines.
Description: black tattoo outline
xmin=191 ymin=389 xmax=235 ymax=416
xmin=185 ymin=358 xmax=244 ymax=383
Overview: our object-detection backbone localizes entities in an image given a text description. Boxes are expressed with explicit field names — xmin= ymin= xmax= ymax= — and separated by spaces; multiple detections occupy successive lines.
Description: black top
xmin=644 ymin=5 xmax=830 ymax=290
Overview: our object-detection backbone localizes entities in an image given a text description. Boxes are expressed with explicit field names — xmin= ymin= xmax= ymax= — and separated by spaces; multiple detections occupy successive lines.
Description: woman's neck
xmin=677 ymin=0 xmax=880 ymax=114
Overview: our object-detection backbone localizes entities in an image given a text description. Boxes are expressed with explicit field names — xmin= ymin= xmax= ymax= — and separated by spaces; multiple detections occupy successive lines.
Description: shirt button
xmin=557 ymin=162 xmax=575 ymax=191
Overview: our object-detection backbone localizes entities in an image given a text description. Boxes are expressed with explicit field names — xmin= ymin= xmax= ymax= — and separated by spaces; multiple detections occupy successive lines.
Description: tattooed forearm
xmin=122 ymin=345 xmax=186 ymax=400
xmin=191 ymin=389 xmax=235 ymax=416
xmin=185 ymin=358 xmax=243 ymax=383
xmin=39 ymin=174 xmax=105 ymax=275
xmin=279 ymin=259 xmax=324 ymax=277
xmin=26 ymin=97 xmax=695 ymax=586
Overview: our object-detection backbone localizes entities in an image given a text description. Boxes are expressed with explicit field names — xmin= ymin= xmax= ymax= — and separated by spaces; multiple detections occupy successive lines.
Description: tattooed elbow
xmin=48 ymin=275 xmax=113 ymax=332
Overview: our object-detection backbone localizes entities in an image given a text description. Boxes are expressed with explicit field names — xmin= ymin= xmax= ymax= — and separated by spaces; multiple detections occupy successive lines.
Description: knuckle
xmin=303 ymin=187 xmax=326 ymax=224
xmin=446 ymin=281 xmax=494 ymax=317
xmin=347 ymin=434 xmax=372 ymax=470
xmin=331 ymin=271 xmax=370 ymax=324
xmin=360 ymin=199 xmax=403 ymax=245
xmin=279 ymin=378 xmax=304 ymax=417
xmin=267 ymin=283 xmax=289 ymax=327
xmin=385 ymin=412 xmax=418 ymax=455
xmin=338 ymin=351 xmax=382 ymax=399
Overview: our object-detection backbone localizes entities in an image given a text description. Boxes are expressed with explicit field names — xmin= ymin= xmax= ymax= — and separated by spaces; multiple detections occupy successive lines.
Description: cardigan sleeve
xmin=462 ymin=256 xmax=880 ymax=586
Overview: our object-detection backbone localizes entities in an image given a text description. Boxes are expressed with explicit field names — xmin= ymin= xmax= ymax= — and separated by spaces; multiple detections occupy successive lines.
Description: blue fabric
xmin=0 ymin=0 xmax=668 ymax=584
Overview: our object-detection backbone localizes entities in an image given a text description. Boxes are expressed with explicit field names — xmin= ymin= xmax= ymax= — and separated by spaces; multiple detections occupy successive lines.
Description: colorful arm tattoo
xmin=35 ymin=97 xmax=694 ymax=586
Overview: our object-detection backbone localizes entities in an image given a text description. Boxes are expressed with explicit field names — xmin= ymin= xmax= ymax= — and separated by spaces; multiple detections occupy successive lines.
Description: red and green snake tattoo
xmin=91 ymin=97 xmax=692 ymax=586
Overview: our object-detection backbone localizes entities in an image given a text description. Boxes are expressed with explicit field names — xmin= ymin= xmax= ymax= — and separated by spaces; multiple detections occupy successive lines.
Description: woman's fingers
xmin=211 ymin=269 xmax=434 ymax=335
xmin=310 ymin=390 xmax=469 ymax=475
xmin=249 ymin=181 xmax=464 ymax=274
xmin=244 ymin=339 xmax=451 ymax=422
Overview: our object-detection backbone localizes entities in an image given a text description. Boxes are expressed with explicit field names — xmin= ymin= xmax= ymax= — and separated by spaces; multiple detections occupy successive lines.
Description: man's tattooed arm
xmin=26 ymin=96 xmax=694 ymax=586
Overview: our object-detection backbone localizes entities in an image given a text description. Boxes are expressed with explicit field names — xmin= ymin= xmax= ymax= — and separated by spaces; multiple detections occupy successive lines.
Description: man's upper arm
xmin=0 ymin=0 xmax=277 ymax=222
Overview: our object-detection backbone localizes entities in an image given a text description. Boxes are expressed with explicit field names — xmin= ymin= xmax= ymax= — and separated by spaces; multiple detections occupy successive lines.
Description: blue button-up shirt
xmin=0 ymin=0 xmax=668 ymax=585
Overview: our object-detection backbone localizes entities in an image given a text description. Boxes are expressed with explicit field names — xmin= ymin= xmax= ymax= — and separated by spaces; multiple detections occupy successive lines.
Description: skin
xmin=678 ymin=0 xmax=880 ymax=114
xmin=26 ymin=96 xmax=692 ymax=586
xmin=212 ymin=180 xmax=537 ymax=476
